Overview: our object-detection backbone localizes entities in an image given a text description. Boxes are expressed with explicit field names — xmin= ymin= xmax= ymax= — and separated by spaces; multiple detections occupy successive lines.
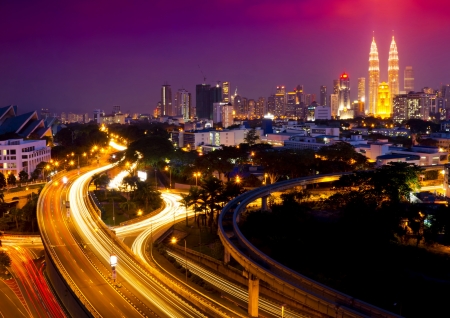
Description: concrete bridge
xmin=218 ymin=171 xmax=418 ymax=318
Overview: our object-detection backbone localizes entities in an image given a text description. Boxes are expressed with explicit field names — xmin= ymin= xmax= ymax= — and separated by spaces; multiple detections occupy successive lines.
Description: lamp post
xmin=281 ymin=304 xmax=286 ymax=318
xmin=155 ymin=169 xmax=158 ymax=190
xmin=193 ymin=172 xmax=200 ymax=187
xmin=165 ymin=166 xmax=171 ymax=189
xmin=171 ymin=237 xmax=188 ymax=282
xmin=264 ymin=173 xmax=268 ymax=185
xmin=235 ymin=175 xmax=240 ymax=184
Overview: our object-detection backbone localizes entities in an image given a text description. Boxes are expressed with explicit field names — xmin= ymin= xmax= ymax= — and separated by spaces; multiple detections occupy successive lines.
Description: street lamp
xmin=235 ymin=175 xmax=240 ymax=184
xmin=171 ymin=237 xmax=188 ymax=282
xmin=165 ymin=166 xmax=171 ymax=189
xmin=264 ymin=173 xmax=268 ymax=185
xmin=281 ymin=304 xmax=286 ymax=317
xmin=193 ymin=172 xmax=200 ymax=187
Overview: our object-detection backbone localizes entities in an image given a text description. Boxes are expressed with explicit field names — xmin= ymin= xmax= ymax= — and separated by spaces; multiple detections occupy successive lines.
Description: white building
xmin=0 ymin=139 xmax=51 ymax=177
xmin=222 ymin=104 xmax=234 ymax=128
xmin=314 ymin=106 xmax=332 ymax=120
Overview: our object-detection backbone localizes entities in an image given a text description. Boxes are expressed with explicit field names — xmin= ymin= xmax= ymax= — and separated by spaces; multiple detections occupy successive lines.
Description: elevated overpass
xmin=218 ymin=172 xmax=404 ymax=318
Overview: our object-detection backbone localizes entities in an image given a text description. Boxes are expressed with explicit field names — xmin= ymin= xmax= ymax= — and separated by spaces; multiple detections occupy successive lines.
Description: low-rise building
xmin=0 ymin=139 xmax=51 ymax=177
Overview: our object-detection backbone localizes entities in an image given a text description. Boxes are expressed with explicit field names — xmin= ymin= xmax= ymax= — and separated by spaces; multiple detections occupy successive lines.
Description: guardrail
xmin=37 ymin=180 xmax=101 ymax=318
xmin=218 ymin=173 xmax=401 ymax=318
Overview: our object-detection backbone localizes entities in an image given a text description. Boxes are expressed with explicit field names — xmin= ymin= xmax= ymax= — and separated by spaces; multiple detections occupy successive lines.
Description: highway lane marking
xmin=110 ymin=302 xmax=114 ymax=308
xmin=99 ymin=291 xmax=103 ymax=295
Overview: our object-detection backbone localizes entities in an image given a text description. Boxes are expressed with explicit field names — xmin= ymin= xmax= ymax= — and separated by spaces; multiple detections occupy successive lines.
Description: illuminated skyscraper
xmin=388 ymin=36 xmax=399 ymax=109
xmin=338 ymin=72 xmax=351 ymax=116
xmin=404 ymin=66 xmax=414 ymax=92
xmin=222 ymin=82 xmax=230 ymax=103
xmin=320 ymin=85 xmax=327 ymax=106
xmin=377 ymin=82 xmax=391 ymax=117
xmin=175 ymin=89 xmax=191 ymax=119
xmin=161 ymin=83 xmax=172 ymax=116
xmin=330 ymin=94 xmax=338 ymax=118
xmin=357 ymin=78 xmax=365 ymax=103
xmin=368 ymin=37 xmax=379 ymax=115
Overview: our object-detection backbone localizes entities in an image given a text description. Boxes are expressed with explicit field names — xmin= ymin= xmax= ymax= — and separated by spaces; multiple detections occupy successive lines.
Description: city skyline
xmin=1 ymin=0 xmax=449 ymax=115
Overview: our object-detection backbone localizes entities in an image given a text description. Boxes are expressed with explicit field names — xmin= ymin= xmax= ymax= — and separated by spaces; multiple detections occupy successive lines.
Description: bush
xmin=167 ymin=256 xmax=176 ymax=263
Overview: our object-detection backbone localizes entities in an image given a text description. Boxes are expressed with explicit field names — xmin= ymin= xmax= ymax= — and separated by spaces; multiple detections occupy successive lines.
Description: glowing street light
xmin=235 ymin=175 xmax=240 ymax=184
xmin=171 ymin=237 xmax=188 ymax=282
xmin=62 ymin=176 xmax=68 ymax=184
xmin=193 ymin=172 xmax=200 ymax=187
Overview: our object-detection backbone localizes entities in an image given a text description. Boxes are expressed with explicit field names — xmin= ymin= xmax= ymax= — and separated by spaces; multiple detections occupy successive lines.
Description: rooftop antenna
xmin=198 ymin=65 xmax=206 ymax=84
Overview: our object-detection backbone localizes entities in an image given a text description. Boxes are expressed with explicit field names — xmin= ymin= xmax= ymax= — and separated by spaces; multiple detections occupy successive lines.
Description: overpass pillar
xmin=224 ymin=249 xmax=230 ymax=264
xmin=248 ymin=274 xmax=259 ymax=317
xmin=261 ymin=195 xmax=268 ymax=211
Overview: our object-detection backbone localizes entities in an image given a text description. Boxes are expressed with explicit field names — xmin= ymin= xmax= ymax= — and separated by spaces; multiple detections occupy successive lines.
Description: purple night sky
xmin=1 ymin=0 xmax=449 ymax=116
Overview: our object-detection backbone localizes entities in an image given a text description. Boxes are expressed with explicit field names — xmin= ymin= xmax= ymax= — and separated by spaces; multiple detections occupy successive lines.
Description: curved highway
xmin=38 ymin=165 xmax=207 ymax=317
xmin=218 ymin=173 xmax=401 ymax=318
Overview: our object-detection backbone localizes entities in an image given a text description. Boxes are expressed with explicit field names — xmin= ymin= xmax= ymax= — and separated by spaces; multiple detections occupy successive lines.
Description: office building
xmin=330 ymin=94 xmax=338 ymax=118
xmin=338 ymin=73 xmax=351 ymax=116
xmin=286 ymin=92 xmax=296 ymax=117
xmin=404 ymin=66 xmax=414 ymax=92
xmin=175 ymin=89 xmax=191 ymax=119
xmin=222 ymin=103 xmax=234 ymax=128
xmin=255 ymin=97 xmax=265 ymax=117
xmin=368 ymin=37 xmax=380 ymax=115
xmin=161 ymin=83 xmax=172 ymax=116
xmin=196 ymin=83 xmax=222 ymax=120
xmin=222 ymin=82 xmax=230 ymax=103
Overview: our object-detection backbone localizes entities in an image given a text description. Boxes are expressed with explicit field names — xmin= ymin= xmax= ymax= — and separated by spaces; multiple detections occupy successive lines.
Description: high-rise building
xmin=404 ymin=66 xmax=414 ymax=92
xmin=333 ymin=80 xmax=339 ymax=95
xmin=377 ymin=82 xmax=391 ymax=117
xmin=176 ymin=89 xmax=191 ymax=119
xmin=330 ymin=94 xmax=338 ymax=118
xmin=338 ymin=72 xmax=351 ymax=116
xmin=295 ymin=85 xmax=304 ymax=105
xmin=161 ymin=83 xmax=172 ymax=116
xmin=357 ymin=77 xmax=366 ymax=107
xmin=267 ymin=95 xmax=275 ymax=114
xmin=276 ymin=86 xmax=286 ymax=94
xmin=222 ymin=103 xmax=234 ymax=128
xmin=41 ymin=108 xmax=50 ymax=119
xmin=274 ymin=93 xmax=286 ymax=117
xmin=388 ymin=36 xmax=399 ymax=108
xmin=368 ymin=37 xmax=380 ymax=115
xmin=196 ymin=84 xmax=211 ymax=119
xmin=248 ymin=99 xmax=256 ymax=117
xmin=255 ymin=97 xmax=265 ymax=117
xmin=286 ymin=92 xmax=296 ymax=117
xmin=320 ymin=85 xmax=327 ymax=106
xmin=234 ymin=93 xmax=243 ymax=116
xmin=222 ymin=82 xmax=230 ymax=103
xmin=393 ymin=92 xmax=431 ymax=122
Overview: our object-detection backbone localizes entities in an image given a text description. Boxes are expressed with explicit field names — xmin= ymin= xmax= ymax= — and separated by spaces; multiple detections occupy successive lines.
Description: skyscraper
xmin=320 ymin=85 xmax=327 ymax=106
xmin=404 ymin=66 xmax=414 ymax=92
xmin=338 ymin=72 xmax=351 ymax=116
xmin=175 ymin=89 xmax=191 ymax=119
xmin=388 ymin=36 xmax=399 ymax=108
xmin=357 ymin=78 xmax=365 ymax=103
xmin=330 ymin=94 xmax=338 ymax=118
xmin=161 ymin=83 xmax=172 ymax=116
xmin=222 ymin=82 xmax=230 ymax=103
xmin=196 ymin=84 xmax=211 ymax=119
xmin=368 ymin=37 xmax=380 ymax=115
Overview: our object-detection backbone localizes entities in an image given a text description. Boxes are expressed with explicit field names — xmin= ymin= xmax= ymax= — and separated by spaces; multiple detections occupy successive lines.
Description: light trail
xmin=68 ymin=166 xmax=206 ymax=318
xmin=109 ymin=140 xmax=127 ymax=151
xmin=128 ymin=193 xmax=309 ymax=318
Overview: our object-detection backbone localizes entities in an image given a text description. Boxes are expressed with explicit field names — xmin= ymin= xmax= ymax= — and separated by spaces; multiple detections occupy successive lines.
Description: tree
xmin=119 ymin=200 xmax=137 ymax=215
xmin=244 ymin=128 xmax=260 ymax=146
xmin=0 ymin=250 xmax=11 ymax=268
xmin=18 ymin=171 xmax=28 ymax=183
xmin=7 ymin=174 xmax=16 ymax=187
xmin=125 ymin=135 xmax=174 ymax=167
xmin=0 ymin=173 xmax=6 ymax=189
xmin=179 ymin=193 xmax=191 ymax=227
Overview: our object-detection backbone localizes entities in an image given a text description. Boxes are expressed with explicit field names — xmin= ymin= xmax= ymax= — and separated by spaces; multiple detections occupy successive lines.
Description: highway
xmin=38 ymin=165 xmax=207 ymax=317
xmin=126 ymin=192 xmax=309 ymax=318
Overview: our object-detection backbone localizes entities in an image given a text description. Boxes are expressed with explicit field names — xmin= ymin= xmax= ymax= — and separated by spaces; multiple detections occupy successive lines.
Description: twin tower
xmin=368 ymin=36 xmax=399 ymax=117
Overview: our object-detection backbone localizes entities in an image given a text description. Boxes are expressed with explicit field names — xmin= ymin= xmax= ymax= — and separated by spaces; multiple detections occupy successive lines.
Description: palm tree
xmin=187 ymin=186 xmax=201 ymax=224
xmin=119 ymin=200 xmax=137 ymax=215
xmin=179 ymin=193 xmax=191 ymax=227
xmin=199 ymin=176 xmax=224 ymax=232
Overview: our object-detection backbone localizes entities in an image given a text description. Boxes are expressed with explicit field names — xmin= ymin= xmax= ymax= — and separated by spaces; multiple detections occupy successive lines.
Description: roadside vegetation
xmin=240 ymin=162 xmax=450 ymax=317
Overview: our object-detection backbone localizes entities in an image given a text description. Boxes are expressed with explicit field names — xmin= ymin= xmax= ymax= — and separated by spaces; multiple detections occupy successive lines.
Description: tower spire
xmin=368 ymin=36 xmax=379 ymax=115
xmin=388 ymin=35 xmax=399 ymax=115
